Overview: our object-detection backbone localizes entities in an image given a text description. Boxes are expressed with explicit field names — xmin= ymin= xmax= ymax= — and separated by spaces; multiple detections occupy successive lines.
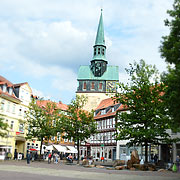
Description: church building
xmin=76 ymin=10 xmax=119 ymax=111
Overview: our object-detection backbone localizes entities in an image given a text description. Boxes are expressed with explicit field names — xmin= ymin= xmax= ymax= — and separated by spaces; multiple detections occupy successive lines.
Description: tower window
xmin=102 ymin=48 xmax=105 ymax=55
xmin=94 ymin=48 xmax=96 ymax=55
xmin=98 ymin=48 xmax=100 ymax=54
xmin=99 ymin=83 xmax=102 ymax=90
xmin=83 ymin=82 xmax=87 ymax=90
xmin=91 ymin=82 xmax=95 ymax=90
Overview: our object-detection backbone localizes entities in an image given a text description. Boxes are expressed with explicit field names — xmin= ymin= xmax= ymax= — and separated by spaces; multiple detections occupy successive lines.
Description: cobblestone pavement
xmin=0 ymin=160 xmax=180 ymax=180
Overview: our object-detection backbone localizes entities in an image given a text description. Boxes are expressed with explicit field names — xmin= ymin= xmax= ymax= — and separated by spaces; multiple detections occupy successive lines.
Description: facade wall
xmin=0 ymin=83 xmax=41 ymax=160
xmin=76 ymin=92 xmax=114 ymax=112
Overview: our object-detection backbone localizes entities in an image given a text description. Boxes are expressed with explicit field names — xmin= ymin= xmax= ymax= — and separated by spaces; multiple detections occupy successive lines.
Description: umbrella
xmin=29 ymin=148 xmax=38 ymax=151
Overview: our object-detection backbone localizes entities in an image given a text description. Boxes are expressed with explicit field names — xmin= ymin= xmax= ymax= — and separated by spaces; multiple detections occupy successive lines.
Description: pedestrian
xmin=101 ymin=156 xmax=104 ymax=163
xmin=48 ymin=153 xmax=52 ymax=164
xmin=14 ymin=150 xmax=17 ymax=160
xmin=55 ymin=153 xmax=59 ymax=164
xmin=176 ymin=155 xmax=179 ymax=172
xmin=154 ymin=154 xmax=158 ymax=164
xmin=26 ymin=151 xmax=30 ymax=164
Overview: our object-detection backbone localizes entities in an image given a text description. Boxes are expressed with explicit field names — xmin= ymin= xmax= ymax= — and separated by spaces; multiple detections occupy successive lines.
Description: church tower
xmin=76 ymin=10 xmax=119 ymax=111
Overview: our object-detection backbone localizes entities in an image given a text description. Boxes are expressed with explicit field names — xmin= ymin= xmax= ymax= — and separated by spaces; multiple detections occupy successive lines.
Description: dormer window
xmin=3 ymin=84 xmax=7 ymax=92
xmin=9 ymin=87 xmax=13 ymax=95
xmin=101 ymin=109 xmax=106 ymax=115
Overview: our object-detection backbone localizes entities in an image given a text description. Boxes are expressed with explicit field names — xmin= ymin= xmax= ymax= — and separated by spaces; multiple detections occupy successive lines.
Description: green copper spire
xmin=95 ymin=9 xmax=105 ymax=46
xmin=91 ymin=9 xmax=107 ymax=77
xmin=92 ymin=9 xmax=107 ymax=62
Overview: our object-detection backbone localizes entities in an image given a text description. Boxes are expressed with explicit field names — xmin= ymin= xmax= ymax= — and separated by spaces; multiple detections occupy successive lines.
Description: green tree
xmin=26 ymin=99 xmax=60 ymax=155
xmin=160 ymin=0 xmax=180 ymax=129
xmin=0 ymin=117 xmax=8 ymax=137
xmin=115 ymin=60 xmax=172 ymax=163
xmin=61 ymin=95 xmax=97 ymax=164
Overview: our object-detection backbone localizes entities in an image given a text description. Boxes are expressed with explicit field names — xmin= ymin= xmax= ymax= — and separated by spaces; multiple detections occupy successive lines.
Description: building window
xmin=36 ymin=144 xmax=38 ymax=149
xmin=12 ymin=104 xmax=16 ymax=114
xmin=83 ymin=82 xmax=87 ymax=90
xmin=1 ymin=100 xmax=5 ymax=111
xmin=91 ymin=82 xmax=95 ymax=90
xmin=24 ymin=110 xmax=27 ymax=118
xmin=113 ymin=118 xmax=116 ymax=128
xmin=107 ymin=119 xmax=110 ymax=128
xmin=109 ymin=118 xmax=113 ymax=128
xmin=99 ymin=83 xmax=102 ymax=90
xmin=10 ymin=121 xmax=14 ymax=130
xmin=19 ymin=123 xmax=24 ymax=133
xmin=27 ymin=143 xmax=30 ymax=149
xmin=7 ymin=102 xmax=10 ymax=112
xmin=19 ymin=107 xmax=22 ymax=116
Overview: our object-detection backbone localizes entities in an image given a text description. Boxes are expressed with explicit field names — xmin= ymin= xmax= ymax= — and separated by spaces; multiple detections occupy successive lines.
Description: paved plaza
xmin=0 ymin=160 xmax=180 ymax=180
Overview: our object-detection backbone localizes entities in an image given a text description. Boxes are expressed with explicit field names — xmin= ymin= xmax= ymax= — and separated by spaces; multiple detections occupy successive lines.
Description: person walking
xmin=26 ymin=151 xmax=30 ymax=164
xmin=55 ymin=153 xmax=59 ymax=164
xmin=176 ymin=155 xmax=180 ymax=172
xmin=48 ymin=153 xmax=52 ymax=164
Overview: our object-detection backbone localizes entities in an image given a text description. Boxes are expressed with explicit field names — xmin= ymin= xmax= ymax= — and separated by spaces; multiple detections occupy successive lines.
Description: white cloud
xmin=0 ymin=0 xmax=174 ymax=104
xmin=31 ymin=88 xmax=51 ymax=100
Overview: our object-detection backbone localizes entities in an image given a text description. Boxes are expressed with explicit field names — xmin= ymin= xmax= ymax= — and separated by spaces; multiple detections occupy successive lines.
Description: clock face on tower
xmin=106 ymin=81 xmax=116 ymax=92
xmin=91 ymin=60 xmax=107 ymax=77
xmin=95 ymin=62 xmax=101 ymax=77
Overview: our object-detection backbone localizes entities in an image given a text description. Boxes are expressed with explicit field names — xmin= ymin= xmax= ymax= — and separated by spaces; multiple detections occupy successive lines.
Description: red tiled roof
xmin=95 ymin=98 xmax=118 ymax=110
xmin=94 ymin=103 xmax=125 ymax=119
xmin=37 ymin=100 xmax=68 ymax=111
xmin=0 ymin=75 xmax=13 ymax=86
xmin=94 ymin=97 xmax=127 ymax=119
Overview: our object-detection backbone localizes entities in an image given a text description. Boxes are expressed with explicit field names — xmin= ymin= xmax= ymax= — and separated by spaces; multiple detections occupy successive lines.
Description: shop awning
xmin=46 ymin=145 xmax=54 ymax=151
xmin=66 ymin=146 xmax=78 ymax=153
xmin=53 ymin=145 xmax=68 ymax=153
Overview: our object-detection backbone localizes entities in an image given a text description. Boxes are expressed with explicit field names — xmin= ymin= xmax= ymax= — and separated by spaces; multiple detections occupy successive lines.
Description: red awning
xmin=29 ymin=148 xmax=38 ymax=151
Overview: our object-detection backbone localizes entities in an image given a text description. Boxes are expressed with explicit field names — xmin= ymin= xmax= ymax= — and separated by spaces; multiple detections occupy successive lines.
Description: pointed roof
xmin=95 ymin=9 xmax=105 ymax=46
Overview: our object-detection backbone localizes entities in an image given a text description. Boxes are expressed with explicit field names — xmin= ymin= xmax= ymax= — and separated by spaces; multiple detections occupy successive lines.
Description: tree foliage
xmin=26 ymin=99 xmax=61 ymax=155
xmin=0 ymin=117 xmax=8 ymax=137
xmin=160 ymin=0 xmax=180 ymax=64
xmin=160 ymin=0 xmax=180 ymax=129
xmin=115 ymin=60 xmax=172 ymax=162
xmin=61 ymin=95 xmax=97 ymax=164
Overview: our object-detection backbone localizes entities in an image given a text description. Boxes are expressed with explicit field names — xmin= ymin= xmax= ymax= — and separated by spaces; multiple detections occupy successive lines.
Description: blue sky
xmin=0 ymin=0 xmax=173 ymax=104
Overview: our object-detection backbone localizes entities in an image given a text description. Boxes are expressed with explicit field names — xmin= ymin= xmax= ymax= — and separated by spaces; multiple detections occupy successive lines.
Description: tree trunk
xmin=145 ymin=141 xmax=148 ymax=163
xmin=77 ymin=139 xmax=80 ymax=164
xmin=40 ymin=137 xmax=43 ymax=156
